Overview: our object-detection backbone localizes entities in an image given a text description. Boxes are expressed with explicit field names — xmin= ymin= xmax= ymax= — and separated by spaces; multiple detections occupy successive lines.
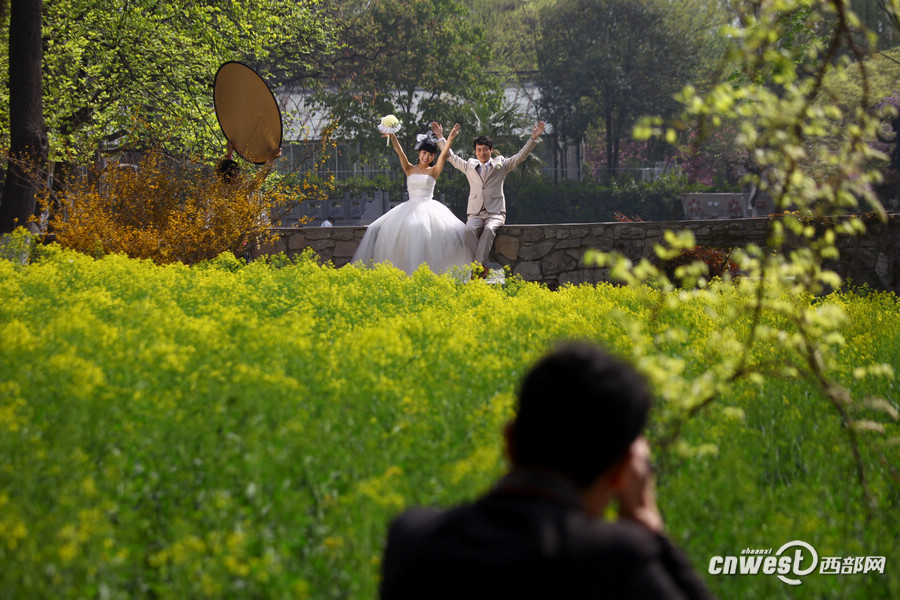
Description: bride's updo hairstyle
xmin=414 ymin=131 xmax=440 ymax=164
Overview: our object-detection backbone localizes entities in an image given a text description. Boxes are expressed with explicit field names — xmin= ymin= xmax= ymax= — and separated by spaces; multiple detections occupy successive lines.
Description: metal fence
xmin=286 ymin=166 xmax=677 ymax=184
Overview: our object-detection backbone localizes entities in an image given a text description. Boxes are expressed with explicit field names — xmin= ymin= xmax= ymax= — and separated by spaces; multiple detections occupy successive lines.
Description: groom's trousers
xmin=466 ymin=209 xmax=506 ymax=266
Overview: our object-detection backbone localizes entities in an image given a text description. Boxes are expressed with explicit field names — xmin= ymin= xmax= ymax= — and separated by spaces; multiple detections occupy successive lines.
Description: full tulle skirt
xmin=352 ymin=198 xmax=472 ymax=275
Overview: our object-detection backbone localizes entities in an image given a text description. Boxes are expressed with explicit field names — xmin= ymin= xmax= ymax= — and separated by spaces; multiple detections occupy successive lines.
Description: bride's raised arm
xmin=386 ymin=133 xmax=414 ymax=176
xmin=431 ymin=123 xmax=460 ymax=178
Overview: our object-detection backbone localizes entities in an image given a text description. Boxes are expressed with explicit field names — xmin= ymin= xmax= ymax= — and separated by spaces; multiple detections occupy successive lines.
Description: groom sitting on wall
xmin=432 ymin=120 xmax=545 ymax=277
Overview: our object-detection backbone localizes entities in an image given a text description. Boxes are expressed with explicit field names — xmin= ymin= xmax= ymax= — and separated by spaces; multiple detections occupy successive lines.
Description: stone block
xmin=614 ymin=226 xmax=647 ymax=240
xmin=308 ymin=239 xmax=333 ymax=252
xmin=287 ymin=233 xmax=306 ymax=250
xmin=514 ymin=261 xmax=542 ymax=280
xmin=597 ymin=236 xmax=622 ymax=250
xmin=518 ymin=240 xmax=556 ymax=261
xmin=332 ymin=228 xmax=356 ymax=241
xmin=542 ymin=251 xmax=578 ymax=275
xmin=522 ymin=228 xmax=546 ymax=242
xmin=494 ymin=235 xmax=520 ymax=260
xmin=568 ymin=227 xmax=590 ymax=239
xmin=304 ymin=229 xmax=334 ymax=240
xmin=641 ymin=225 xmax=665 ymax=236
xmin=334 ymin=240 xmax=359 ymax=258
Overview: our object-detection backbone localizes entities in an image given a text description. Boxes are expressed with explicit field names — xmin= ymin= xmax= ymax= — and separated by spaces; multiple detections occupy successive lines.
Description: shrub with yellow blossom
xmin=44 ymin=146 xmax=331 ymax=265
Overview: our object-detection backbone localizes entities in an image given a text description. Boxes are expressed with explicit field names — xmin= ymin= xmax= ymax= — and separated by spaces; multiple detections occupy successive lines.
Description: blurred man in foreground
xmin=380 ymin=341 xmax=714 ymax=600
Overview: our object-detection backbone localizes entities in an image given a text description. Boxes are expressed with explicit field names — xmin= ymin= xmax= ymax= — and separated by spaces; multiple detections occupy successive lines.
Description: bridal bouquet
xmin=378 ymin=114 xmax=401 ymax=143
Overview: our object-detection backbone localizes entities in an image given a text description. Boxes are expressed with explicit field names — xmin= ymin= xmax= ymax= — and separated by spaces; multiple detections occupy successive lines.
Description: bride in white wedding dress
xmin=351 ymin=124 xmax=472 ymax=275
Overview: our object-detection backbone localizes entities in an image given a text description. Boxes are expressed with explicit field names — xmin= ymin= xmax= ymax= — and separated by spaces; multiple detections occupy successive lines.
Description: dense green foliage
xmin=308 ymin=0 xmax=500 ymax=160
xmin=0 ymin=244 xmax=897 ymax=599
xmin=459 ymin=0 xmax=541 ymax=72
xmin=536 ymin=0 xmax=725 ymax=175
xmin=325 ymin=170 xmax=696 ymax=223
xmin=3 ymin=0 xmax=337 ymax=163
xmin=502 ymin=176 xmax=698 ymax=223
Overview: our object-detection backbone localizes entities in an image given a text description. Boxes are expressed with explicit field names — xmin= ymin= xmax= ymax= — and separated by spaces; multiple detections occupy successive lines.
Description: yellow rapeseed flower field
xmin=0 ymin=244 xmax=897 ymax=599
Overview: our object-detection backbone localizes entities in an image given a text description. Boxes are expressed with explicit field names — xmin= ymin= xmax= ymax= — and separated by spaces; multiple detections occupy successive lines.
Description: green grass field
xmin=1 ymin=245 xmax=898 ymax=599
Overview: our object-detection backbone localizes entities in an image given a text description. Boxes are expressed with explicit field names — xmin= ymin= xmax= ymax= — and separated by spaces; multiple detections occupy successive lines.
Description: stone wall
xmin=260 ymin=225 xmax=368 ymax=265
xmin=257 ymin=215 xmax=900 ymax=293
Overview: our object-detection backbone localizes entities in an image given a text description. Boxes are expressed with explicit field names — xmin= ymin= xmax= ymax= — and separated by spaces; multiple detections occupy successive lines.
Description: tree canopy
xmin=536 ymin=0 xmax=719 ymax=176
xmin=459 ymin=0 xmax=541 ymax=73
xmin=3 ymin=0 xmax=339 ymax=164
xmin=0 ymin=0 xmax=339 ymax=233
xmin=308 ymin=0 xmax=502 ymax=161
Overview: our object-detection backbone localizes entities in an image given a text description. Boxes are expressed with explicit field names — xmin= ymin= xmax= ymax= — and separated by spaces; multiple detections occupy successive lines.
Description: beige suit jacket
xmin=438 ymin=137 xmax=539 ymax=216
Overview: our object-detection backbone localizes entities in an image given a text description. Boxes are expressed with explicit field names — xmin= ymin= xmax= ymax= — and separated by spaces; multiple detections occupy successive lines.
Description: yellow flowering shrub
xmin=45 ymin=149 xmax=330 ymax=265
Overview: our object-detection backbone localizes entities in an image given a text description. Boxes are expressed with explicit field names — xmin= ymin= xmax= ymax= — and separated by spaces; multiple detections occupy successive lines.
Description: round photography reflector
xmin=213 ymin=61 xmax=283 ymax=164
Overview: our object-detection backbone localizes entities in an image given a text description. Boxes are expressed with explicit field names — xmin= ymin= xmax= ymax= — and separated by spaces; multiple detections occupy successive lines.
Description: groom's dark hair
xmin=510 ymin=341 xmax=651 ymax=488
xmin=473 ymin=135 xmax=493 ymax=150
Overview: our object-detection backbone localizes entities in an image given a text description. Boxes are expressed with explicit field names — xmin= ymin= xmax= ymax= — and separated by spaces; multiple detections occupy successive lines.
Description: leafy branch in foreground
xmin=591 ymin=0 xmax=897 ymax=513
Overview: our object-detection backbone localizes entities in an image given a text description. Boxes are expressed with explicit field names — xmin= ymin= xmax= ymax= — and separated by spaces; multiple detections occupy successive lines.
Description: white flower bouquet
xmin=378 ymin=114 xmax=401 ymax=143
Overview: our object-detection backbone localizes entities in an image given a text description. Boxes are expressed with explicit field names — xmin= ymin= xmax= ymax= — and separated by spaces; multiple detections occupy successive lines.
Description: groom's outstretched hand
xmin=531 ymin=121 xmax=546 ymax=141
xmin=431 ymin=121 xmax=443 ymax=139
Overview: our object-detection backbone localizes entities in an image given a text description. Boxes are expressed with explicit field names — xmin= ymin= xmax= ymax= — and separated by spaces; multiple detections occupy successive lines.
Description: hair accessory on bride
xmin=414 ymin=131 xmax=439 ymax=152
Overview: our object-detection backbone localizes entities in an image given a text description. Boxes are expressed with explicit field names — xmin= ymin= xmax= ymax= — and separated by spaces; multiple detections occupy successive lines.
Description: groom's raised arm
xmin=432 ymin=122 xmax=468 ymax=172
xmin=502 ymin=121 xmax=545 ymax=171
xmin=432 ymin=123 xmax=460 ymax=178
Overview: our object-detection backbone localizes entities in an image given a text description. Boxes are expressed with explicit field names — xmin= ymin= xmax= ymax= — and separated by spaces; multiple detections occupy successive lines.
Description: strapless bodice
xmin=407 ymin=173 xmax=436 ymax=201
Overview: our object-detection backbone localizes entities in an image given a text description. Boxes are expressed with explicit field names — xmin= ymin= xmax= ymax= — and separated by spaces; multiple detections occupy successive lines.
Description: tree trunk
xmin=555 ymin=135 xmax=567 ymax=183
xmin=604 ymin=109 xmax=614 ymax=183
xmin=0 ymin=0 xmax=47 ymax=234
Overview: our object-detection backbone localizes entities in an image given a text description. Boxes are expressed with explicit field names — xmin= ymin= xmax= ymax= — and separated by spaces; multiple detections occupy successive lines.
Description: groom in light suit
xmin=432 ymin=120 xmax=545 ymax=277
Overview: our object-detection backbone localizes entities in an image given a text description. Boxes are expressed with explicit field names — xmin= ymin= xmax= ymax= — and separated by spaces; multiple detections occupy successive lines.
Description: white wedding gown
xmin=351 ymin=174 xmax=472 ymax=275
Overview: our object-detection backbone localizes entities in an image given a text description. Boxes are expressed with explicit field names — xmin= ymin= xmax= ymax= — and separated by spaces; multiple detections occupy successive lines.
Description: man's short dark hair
xmin=511 ymin=342 xmax=652 ymax=488
xmin=473 ymin=135 xmax=493 ymax=150
xmin=216 ymin=158 xmax=241 ymax=185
